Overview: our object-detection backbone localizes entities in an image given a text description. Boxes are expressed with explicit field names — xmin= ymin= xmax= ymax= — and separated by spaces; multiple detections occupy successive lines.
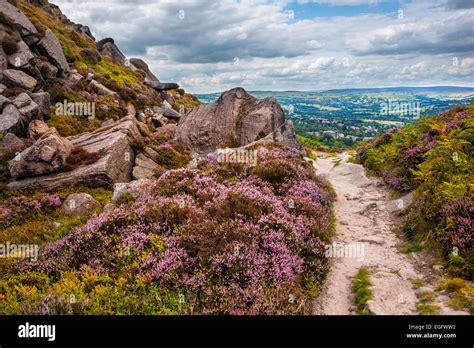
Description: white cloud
xmin=52 ymin=0 xmax=474 ymax=93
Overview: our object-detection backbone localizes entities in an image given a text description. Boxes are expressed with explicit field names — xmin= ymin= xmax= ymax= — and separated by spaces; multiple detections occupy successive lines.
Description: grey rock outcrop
xmin=37 ymin=29 xmax=70 ymax=74
xmin=130 ymin=58 xmax=159 ymax=84
xmin=8 ymin=127 xmax=73 ymax=178
xmin=97 ymin=38 xmax=126 ymax=66
xmin=174 ymin=87 xmax=302 ymax=154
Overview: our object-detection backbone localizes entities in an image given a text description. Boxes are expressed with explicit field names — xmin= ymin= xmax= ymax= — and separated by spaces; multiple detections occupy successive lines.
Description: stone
xmin=72 ymin=24 xmax=95 ymax=40
xmin=333 ymin=163 xmax=372 ymax=188
xmin=132 ymin=153 xmax=160 ymax=180
xmin=0 ymin=0 xmax=38 ymax=36
xmin=27 ymin=119 xmax=50 ymax=139
xmin=340 ymin=220 xmax=349 ymax=226
xmin=146 ymin=81 xmax=179 ymax=91
xmin=37 ymin=29 xmax=70 ymax=74
xmin=432 ymin=265 xmax=443 ymax=273
xmin=37 ymin=60 xmax=58 ymax=78
xmin=8 ymin=117 xmax=141 ymax=191
xmin=386 ymin=192 xmax=414 ymax=213
xmin=174 ymin=87 xmax=302 ymax=154
xmin=0 ymin=46 xmax=8 ymax=72
xmin=8 ymin=128 xmax=73 ymax=178
xmin=415 ymin=287 xmax=433 ymax=298
xmin=0 ymin=132 xmax=25 ymax=151
xmin=0 ymin=94 xmax=10 ymax=112
xmin=111 ymin=179 xmax=154 ymax=203
xmin=12 ymin=92 xmax=39 ymax=120
xmin=97 ymin=39 xmax=126 ymax=66
xmin=0 ymin=83 xmax=6 ymax=94
xmin=0 ymin=103 xmax=25 ymax=136
xmin=129 ymin=58 xmax=159 ymax=83
xmin=89 ymin=80 xmax=118 ymax=98
xmin=143 ymin=146 xmax=159 ymax=160
xmin=358 ymin=235 xmax=386 ymax=246
xmin=1 ymin=69 xmax=37 ymax=90
xmin=357 ymin=202 xmax=377 ymax=214
xmin=31 ymin=92 xmax=51 ymax=117
xmin=61 ymin=193 xmax=100 ymax=216
xmin=7 ymin=40 xmax=33 ymax=68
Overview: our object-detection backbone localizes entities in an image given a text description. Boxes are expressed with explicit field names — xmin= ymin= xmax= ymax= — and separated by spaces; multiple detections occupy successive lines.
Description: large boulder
xmin=174 ymin=87 xmax=302 ymax=154
xmin=8 ymin=128 xmax=73 ymax=178
xmin=7 ymin=117 xmax=142 ymax=190
xmin=97 ymin=38 xmax=126 ymax=66
xmin=129 ymin=58 xmax=159 ymax=84
xmin=1 ymin=69 xmax=37 ymax=90
xmin=0 ymin=0 xmax=38 ymax=36
xmin=37 ymin=29 xmax=69 ymax=74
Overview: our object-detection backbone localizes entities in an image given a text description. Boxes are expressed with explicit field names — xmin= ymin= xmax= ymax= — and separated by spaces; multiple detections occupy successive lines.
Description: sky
xmin=53 ymin=0 xmax=474 ymax=93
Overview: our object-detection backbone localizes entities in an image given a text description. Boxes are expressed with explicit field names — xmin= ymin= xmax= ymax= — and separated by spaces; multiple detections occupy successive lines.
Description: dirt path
xmin=311 ymin=152 xmax=422 ymax=315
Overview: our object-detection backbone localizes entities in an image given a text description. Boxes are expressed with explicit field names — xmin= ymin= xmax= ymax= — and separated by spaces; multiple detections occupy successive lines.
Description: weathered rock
xmin=72 ymin=24 xmax=95 ymax=40
xmin=0 ymin=0 xmax=38 ymax=36
xmin=111 ymin=179 xmax=153 ymax=203
xmin=37 ymin=29 xmax=70 ymax=74
xmin=174 ymin=87 xmax=302 ymax=154
xmin=0 ymin=94 xmax=10 ymax=112
xmin=0 ymin=103 xmax=25 ymax=136
xmin=0 ymin=83 xmax=6 ymax=94
xmin=8 ymin=117 xmax=141 ymax=190
xmin=146 ymin=81 xmax=179 ymax=91
xmin=31 ymin=92 xmax=51 ymax=117
xmin=61 ymin=193 xmax=100 ymax=216
xmin=7 ymin=40 xmax=33 ymax=68
xmin=0 ymin=46 xmax=8 ymax=72
xmin=89 ymin=80 xmax=118 ymax=98
xmin=129 ymin=58 xmax=159 ymax=83
xmin=97 ymin=39 xmax=126 ymax=66
xmin=386 ymin=192 xmax=414 ymax=213
xmin=132 ymin=153 xmax=160 ymax=180
xmin=27 ymin=119 xmax=50 ymax=139
xmin=12 ymin=92 xmax=39 ymax=120
xmin=1 ymin=69 xmax=37 ymax=90
xmin=36 ymin=60 xmax=58 ymax=78
xmin=0 ymin=132 xmax=26 ymax=151
xmin=156 ymin=104 xmax=182 ymax=120
xmin=8 ymin=128 xmax=72 ymax=178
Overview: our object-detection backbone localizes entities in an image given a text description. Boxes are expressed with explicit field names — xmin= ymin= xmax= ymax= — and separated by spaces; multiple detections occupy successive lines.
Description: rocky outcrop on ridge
xmin=174 ymin=87 xmax=302 ymax=154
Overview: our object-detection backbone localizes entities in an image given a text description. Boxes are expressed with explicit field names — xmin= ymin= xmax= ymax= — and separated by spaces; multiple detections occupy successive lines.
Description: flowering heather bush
xmin=0 ymin=196 xmax=42 ymax=228
xmin=7 ymin=145 xmax=335 ymax=315
xmin=441 ymin=198 xmax=473 ymax=252
xmin=356 ymin=103 xmax=474 ymax=279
